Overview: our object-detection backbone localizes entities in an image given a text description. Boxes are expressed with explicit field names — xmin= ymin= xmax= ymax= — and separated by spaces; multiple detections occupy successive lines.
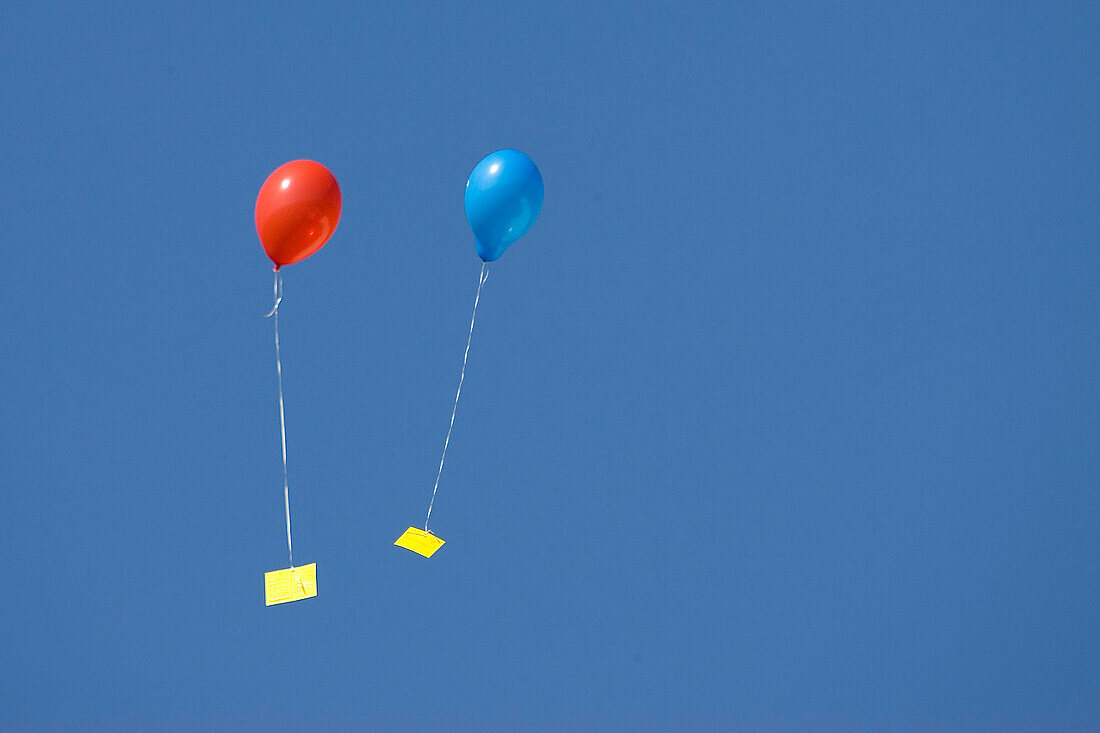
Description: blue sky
xmin=1 ymin=2 xmax=1097 ymax=729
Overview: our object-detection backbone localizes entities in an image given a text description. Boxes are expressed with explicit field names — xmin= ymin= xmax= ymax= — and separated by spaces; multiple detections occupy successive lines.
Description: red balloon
xmin=255 ymin=160 xmax=342 ymax=269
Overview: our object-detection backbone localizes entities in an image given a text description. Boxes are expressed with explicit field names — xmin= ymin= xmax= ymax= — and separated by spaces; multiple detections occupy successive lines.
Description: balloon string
xmin=265 ymin=270 xmax=293 ymax=567
xmin=425 ymin=262 xmax=489 ymax=532
xmin=264 ymin=271 xmax=283 ymax=318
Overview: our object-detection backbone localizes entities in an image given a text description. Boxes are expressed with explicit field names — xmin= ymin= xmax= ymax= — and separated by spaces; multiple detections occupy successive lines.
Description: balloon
xmin=464 ymin=149 xmax=543 ymax=262
xmin=255 ymin=160 xmax=342 ymax=269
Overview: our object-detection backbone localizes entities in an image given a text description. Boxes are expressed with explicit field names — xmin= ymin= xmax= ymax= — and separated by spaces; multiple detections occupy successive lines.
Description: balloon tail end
xmin=273 ymin=264 xmax=281 ymax=272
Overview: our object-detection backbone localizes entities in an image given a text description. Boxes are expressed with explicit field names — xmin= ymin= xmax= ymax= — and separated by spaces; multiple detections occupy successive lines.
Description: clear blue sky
xmin=1 ymin=2 xmax=1096 ymax=729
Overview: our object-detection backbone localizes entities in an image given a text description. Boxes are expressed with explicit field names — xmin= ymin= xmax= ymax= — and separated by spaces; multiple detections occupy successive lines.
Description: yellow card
xmin=264 ymin=563 xmax=317 ymax=606
xmin=394 ymin=527 xmax=445 ymax=558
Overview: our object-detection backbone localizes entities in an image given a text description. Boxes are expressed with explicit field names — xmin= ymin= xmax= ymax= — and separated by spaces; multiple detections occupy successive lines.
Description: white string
xmin=265 ymin=270 xmax=293 ymax=567
xmin=425 ymin=262 xmax=489 ymax=531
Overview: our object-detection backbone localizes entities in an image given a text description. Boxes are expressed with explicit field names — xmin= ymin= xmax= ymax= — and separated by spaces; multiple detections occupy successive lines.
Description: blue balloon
xmin=464 ymin=149 xmax=544 ymax=262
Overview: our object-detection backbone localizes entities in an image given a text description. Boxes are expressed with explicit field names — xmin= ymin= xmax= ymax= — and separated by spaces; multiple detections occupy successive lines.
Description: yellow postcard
xmin=394 ymin=527 xmax=445 ymax=558
xmin=264 ymin=563 xmax=317 ymax=605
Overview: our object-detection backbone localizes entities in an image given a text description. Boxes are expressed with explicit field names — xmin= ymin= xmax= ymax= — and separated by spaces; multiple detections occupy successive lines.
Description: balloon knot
xmin=273 ymin=264 xmax=281 ymax=272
